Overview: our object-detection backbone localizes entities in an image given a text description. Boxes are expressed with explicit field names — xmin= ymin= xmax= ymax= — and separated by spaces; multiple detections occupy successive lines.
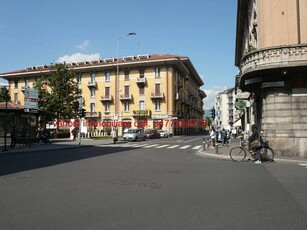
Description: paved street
xmin=1 ymin=136 xmax=307 ymax=229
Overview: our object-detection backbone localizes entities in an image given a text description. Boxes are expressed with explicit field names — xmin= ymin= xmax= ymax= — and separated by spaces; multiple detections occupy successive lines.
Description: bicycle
xmin=229 ymin=140 xmax=274 ymax=162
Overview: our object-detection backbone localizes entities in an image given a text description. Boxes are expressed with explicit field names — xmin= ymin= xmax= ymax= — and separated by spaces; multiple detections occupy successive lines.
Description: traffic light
xmin=78 ymin=108 xmax=86 ymax=117
xmin=210 ymin=107 xmax=215 ymax=120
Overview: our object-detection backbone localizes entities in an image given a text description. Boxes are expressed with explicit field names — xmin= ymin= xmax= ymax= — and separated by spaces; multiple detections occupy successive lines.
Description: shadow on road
xmin=0 ymin=146 xmax=137 ymax=176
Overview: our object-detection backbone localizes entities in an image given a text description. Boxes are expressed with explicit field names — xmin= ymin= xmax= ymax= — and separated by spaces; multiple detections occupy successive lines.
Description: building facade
xmin=0 ymin=54 xmax=206 ymax=136
xmin=235 ymin=0 xmax=307 ymax=157
xmin=215 ymin=88 xmax=242 ymax=130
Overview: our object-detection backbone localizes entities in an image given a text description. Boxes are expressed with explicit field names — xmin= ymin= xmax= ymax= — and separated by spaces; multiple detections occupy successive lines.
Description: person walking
xmin=210 ymin=126 xmax=216 ymax=148
xmin=248 ymin=124 xmax=262 ymax=164
xmin=71 ymin=127 xmax=78 ymax=141
xmin=221 ymin=128 xmax=228 ymax=147
xmin=10 ymin=125 xmax=17 ymax=148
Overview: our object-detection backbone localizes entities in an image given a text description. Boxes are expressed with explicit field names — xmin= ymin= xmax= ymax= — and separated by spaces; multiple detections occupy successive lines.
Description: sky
xmin=0 ymin=0 xmax=238 ymax=109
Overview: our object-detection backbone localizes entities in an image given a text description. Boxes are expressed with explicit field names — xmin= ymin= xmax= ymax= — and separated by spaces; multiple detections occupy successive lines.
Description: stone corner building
xmin=235 ymin=0 xmax=307 ymax=157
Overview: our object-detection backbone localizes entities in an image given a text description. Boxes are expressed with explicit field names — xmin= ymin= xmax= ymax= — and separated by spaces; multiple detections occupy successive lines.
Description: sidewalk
xmin=198 ymin=139 xmax=307 ymax=164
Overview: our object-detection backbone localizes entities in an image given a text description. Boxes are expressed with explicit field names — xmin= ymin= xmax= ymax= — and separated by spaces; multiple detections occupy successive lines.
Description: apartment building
xmin=215 ymin=88 xmax=241 ymax=130
xmin=0 ymin=54 xmax=206 ymax=136
xmin=235 ymin=0 xmax=307 ymax=157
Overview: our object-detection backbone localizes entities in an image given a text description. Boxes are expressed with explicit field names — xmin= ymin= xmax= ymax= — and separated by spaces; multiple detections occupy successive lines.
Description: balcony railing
xmin=150 ymin=92 xmax=164 ymax=99
xmin=136 ymin=77 xmax=146 ymax=84
xmin=87 ymin=81 xmax=97 ymax=87
xmin=100 ymin=95 xmax=113 ymax=102
xmin=132 ymin=109 xmax=152 ymax=117
xmin=85 ymin=111 xmax=101 ymax=118
xmin=120 ymin=94 xmax=133 ymax=100
xmin=240 ymin=44 xmax=307 ymax=75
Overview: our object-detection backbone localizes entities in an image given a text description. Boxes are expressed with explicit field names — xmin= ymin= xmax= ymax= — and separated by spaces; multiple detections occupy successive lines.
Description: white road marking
xmin=179 ymin=145 xmax=191 ymax=149
xmin=192 ymin=145 xmax=202 ymax=150
xmin=167 ymin=145 xmax=180 ymax=149
xmin=155 ymin=145 xmax=170 ymax=149
xmin=143 ymin=144 xmax=159 ymax=148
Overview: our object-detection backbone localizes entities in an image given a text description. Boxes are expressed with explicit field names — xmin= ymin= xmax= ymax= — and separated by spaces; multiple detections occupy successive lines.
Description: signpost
xmin=24 ymin=88 xmax=38 ymax=112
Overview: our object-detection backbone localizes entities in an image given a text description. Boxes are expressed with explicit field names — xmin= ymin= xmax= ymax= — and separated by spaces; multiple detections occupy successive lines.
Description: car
xmin=145 ymin=129 xmax=160 ymax=139
xmin=159 ymin=130 xmax=169 ymax=138
xmin=123 ymin=128 xmax=146 ymax=141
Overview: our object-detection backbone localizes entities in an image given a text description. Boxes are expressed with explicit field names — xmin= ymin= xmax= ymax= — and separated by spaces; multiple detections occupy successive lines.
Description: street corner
xmin=197 ymin=147 xmax=231 ymax=160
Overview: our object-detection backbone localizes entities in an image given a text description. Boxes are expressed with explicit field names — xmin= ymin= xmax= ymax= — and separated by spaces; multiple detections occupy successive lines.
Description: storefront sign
xmin=151 ymin=114 xmax=168 ymax=119
xmin=262 ymin=81 xmax=285 ymax=88
xmin=245 ymin=77 xmax=263 ymax=85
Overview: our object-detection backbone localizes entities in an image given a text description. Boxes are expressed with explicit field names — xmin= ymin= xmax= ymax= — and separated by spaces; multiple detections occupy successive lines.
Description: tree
xmin=0 ymin=87 xmax=10 ymax=102
xmin=34 ymin=63 xmax=79 ymax=129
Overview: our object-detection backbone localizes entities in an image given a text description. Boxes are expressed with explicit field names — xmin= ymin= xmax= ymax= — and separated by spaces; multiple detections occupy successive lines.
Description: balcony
xmin=238 ymin=44 xmax=307 ymax=88
xmin=150 ymin=92 xmax=164 ymax=99
xmin=120 ymin=94 xmax=133 ymax=101
xmin=132 ymin=109 xmax=152 ymax=117
xmin=87 ymin=81 xmax=97 ymax=87
xmin=84 ymin=111 xmax=101 ymax=118
xmin=100 ymin=95 xmax=113 ymax=102
xmin=136 ymin=77 xmax=146 ymax=84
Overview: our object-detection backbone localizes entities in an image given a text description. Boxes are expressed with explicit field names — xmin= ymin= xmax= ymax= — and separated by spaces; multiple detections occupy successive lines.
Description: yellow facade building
xmin=1 ymin=54 xmax=206 ymax=136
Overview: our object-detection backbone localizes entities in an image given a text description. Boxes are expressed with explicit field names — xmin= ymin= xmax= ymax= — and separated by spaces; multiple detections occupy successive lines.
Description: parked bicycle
xmin=229 ymin=139 xmax=274 ymax=162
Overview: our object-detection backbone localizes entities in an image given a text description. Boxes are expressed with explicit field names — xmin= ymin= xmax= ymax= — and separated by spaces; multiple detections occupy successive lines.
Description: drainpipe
xmin=296 ymin=0 xmax=301 ymax=44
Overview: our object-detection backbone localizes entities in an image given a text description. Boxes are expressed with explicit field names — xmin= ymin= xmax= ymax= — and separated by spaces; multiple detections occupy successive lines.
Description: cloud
xmin=202 ymin=86 xmax=228 ymax=110
xmin=56 ymin=53 xmax=101 ymax=63
xmin=76 ymin=40 xmax=90 ymax=51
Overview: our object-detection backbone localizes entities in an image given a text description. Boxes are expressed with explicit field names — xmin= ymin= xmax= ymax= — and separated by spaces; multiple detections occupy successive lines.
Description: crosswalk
xmin=97 ymin=143 xmax=203 ymax=151
xmin=299 ymin=163 xmax=307 ymax=169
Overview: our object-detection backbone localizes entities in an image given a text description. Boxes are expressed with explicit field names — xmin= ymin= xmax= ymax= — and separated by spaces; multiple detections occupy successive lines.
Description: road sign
xmin=235 ymin=99 xmax=246 ymax=110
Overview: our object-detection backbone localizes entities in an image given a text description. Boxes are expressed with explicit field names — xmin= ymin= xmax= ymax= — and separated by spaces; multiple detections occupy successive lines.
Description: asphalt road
xmin=1 ymin=136 xmax=307 ymax=230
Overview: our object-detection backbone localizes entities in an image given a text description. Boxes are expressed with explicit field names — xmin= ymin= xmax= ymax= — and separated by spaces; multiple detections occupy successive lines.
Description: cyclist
xmin=248 ymin=124 xmax=262 ymax=164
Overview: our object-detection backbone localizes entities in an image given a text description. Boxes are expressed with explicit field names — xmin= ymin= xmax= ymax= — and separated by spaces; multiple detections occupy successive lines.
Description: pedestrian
xmin=10 ymin=125 xmax=17 ymax=148
xmin=210 ymin=126 xmax=216 ymax=148
xmin=248 ymin=124 xmax=262 ymax=164
xmin=71 ymin=127 xmax=78 ymax=141
xmin=238 ymin=127 xmax=244 ymax=147
xmin=221 ymin=128 xmax=228 ymax=147
xmin=112 ymin=127 xmax=118 ymax=144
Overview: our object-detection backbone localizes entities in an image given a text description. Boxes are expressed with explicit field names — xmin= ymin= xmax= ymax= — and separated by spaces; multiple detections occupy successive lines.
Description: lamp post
xmin=2 ymin=86 xmax=9 ymax=151
xmin=115 ymin=32 xmax=136 ymax=139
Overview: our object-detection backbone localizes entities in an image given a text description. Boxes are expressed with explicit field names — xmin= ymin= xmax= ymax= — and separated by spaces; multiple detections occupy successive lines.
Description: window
xmin=105 ymin=87 xmax=110 ymax=97
xmin=124 ymin=85 xmax=130 ymax=97
xmin=90 ymin=73 xmax=96 ymax=83
xmin=155 ymin=67 xmax=160 ymax=78
xmin=139 ymin=100 xmax=145 ymax=110
xmin=155 ymin=101 xmax=161 ymax=111
xmin=77 ymin=73 xmax=82 ymax=83
xmin=105 ymin=102 xmax=110 ymax=113
xmin=155 ymin=83 xmax=161 ymax=94
xmin=124 ymin=69 xmax=130 ymax=81
xmin=139 ymin=85 xmax=145 ymax=96
xmin=105 ymin=70 xmax=111 ymax=81
xmin=90 ymin=88 xmax=95 ymax=97
xmin=14 ymin=80 xmax=18 ymax=89
xmin=124 ymin=102 xmax=130 ymax=112
xmin=14 ymin=93 xmax=18 ymax=104
xmin=139 ymin=68 xmax=145 ymax=78
xmin=25 ymin=78 xmax=29 ymax=87
xmin=90 ymin=103 xmax=95 ymax=113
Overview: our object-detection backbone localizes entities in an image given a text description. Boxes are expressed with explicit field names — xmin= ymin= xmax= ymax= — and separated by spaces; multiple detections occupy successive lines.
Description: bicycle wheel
xmin=230 ymin=147 xmax=247 ymax=162
xmin=259 ymin=147 xmax=274 ymax=162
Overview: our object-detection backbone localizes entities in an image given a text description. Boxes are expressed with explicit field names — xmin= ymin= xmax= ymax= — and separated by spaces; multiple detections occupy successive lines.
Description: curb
xmin=197 ymin=149 xmax=307 ymax=164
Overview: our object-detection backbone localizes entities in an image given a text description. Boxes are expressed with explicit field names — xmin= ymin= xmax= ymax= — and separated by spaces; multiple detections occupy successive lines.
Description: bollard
xmin=215 ymin=144 xmax=219 ymax=154
xmin=203 ymin=137 xmax=206 ymax=150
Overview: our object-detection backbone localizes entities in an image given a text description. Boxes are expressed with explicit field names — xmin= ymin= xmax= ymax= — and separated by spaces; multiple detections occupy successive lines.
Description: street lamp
xmin=115 ymin=32 xmax=136 ymax=139
xmin=1 ymin=86 xmax=9 ymax=151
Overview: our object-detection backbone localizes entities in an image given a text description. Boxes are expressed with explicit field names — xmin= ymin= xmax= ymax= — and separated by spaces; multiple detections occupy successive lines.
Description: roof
xmin=0 ymin=102 xmax=24 ymax=110
xmin=0 ymin=54 xmax=204 ymax=86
